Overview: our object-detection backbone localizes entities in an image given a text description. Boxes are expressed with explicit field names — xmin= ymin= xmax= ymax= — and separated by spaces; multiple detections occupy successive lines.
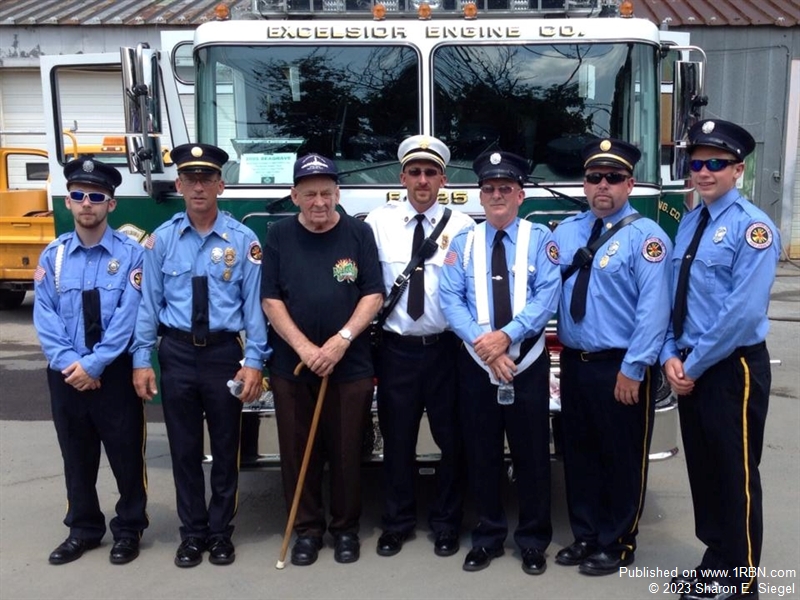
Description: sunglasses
xmin=480 ymin=184 xmax=518 ymax=196
xmin=688 ymin=158 xmax=739 ymax=173
xmin=405 ymin=167 xmax=441 ymax=178
xmin=584 ymin=172 xmax=630 ymax=185
xmin=68 ymin=190 xmax=112 ymax=203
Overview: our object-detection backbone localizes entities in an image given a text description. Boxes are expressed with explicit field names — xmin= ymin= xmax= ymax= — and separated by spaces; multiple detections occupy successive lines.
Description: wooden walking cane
xmin=276 ymin=362 xmax=329 ymax=569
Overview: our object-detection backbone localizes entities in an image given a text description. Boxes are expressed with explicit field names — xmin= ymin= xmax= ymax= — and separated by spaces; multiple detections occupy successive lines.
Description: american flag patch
xmin=33 ymin=265 xmax=46 ymax=282
xmin=444 ymin=250 xmax=458 ymax=266
xmin=144 ymin=233 xmax=157 ymax=250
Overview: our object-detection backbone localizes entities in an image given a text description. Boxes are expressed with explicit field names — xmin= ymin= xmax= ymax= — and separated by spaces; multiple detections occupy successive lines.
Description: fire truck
xmin=39 ymin=0 xmax=706 ymax=467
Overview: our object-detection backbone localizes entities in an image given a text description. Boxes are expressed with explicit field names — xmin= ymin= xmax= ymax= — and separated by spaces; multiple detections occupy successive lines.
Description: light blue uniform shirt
xmin=659 ymin=189 xmax=780 ymax=379
xmin=554 ymin=203 xmax=672 ymax=381
xmin=34 ymin=226 xmax=143 ymax=379
xmin=439 ymin=218 xmax=560 ymax=346
xmin=131 ymin=210 xmax=270 ymax=370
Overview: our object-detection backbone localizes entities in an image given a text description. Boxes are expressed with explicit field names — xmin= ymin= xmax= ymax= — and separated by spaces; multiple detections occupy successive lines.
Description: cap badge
xmin=713 ymin=227 xmax=727 ymax=244
xmin=419 ymin=138 xmax=430 ymax=149
xmin=82 ymin=160 xmax=95 ymax=173
xmin=599 ymin=140 xmax=612 ymax=152
xmin=702 ymin=121 xmax=715 ymax=134
xmin=490 ymin=152 xmax=502 ymax=165
xmin=191 ymin=146 xmax=204 ymax=157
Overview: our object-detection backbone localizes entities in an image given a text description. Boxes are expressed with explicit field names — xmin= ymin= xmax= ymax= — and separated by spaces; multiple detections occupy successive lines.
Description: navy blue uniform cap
xmin=64 ymin=157 xmax=122 ymax=195
xmin=293 ymin=153 xmax=339 ymax=184
xmin=472 ymin=150 xmax=528 ymax=185
xmin=687 ymin=119 xmax=755 ymax=160
xmin=171 ymin=143 xmax=229 ymax=173
xmin=581 ymin=138 xmax=641 ymax=172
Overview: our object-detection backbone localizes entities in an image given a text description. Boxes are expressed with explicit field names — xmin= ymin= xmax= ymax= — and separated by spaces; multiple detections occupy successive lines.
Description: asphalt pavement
xmin=0 ymin=262 xmax=798 ymax=600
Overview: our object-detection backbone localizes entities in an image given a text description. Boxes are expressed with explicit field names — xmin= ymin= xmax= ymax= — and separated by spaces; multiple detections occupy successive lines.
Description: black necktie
xmin=672 ymin=207 xmax=710 ymax=340
xmin=569 ymin=217 xmax=604 ymax=322
xmin=492 ymin=230 xmax=513 ymax=329
xmin=82 ymin=289 xmax=102 ymax=349
xmin=407 ymin=214 xmax=426 ymax=321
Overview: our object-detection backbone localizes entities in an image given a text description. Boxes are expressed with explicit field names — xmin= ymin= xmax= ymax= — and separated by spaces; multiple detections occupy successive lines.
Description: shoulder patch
xmin=642 ymin=237 xmax=666 ymax=263
xmin=745 ymin=222 xmax=773 ymax=250
xmin=130 ymin=267 xmax=142 ymax=291
xmin=34 ymin=265 xmax=46 ymax=283
xmin=144 ymin=233 xmax=157 ymax=250
xmin=546 ymin=241 xmax=559 ymax=264
xmin=248 ymin=240 xmax=262 ymax=265
xmin=444 ymin=249 xmax=458 ymax=266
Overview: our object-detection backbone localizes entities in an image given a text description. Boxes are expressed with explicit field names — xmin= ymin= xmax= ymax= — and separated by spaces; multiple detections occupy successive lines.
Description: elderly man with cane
xmin=261 ymin=153 xmax=383 ymax=566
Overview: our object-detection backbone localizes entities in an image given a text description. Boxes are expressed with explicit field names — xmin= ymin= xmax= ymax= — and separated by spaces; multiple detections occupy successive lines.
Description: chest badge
xmin=440 ymin=234 xmax=449 ymax=250
xmin=713 ymin=227 xmax=727 ymax=244
xmin=224 ymin=247 xmax=236 ymax=267
xmin=211 ymin=247 xmax=224 ymax=263
xmin=599 ymin=255 xmax=610 ymax=268
xmin=606 ymin=240 xmax=620 ymax=256
xmin=107 ymin=259 xmax=120 ymax=274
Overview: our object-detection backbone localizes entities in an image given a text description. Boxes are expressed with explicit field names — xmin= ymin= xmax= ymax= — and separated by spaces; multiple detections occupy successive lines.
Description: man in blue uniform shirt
xmin=661 ymin=120 xmax=780 ymax=600
xmin=439 ymin=150 xmax=560 ymax=575
xmin=131 ymin=143 xmax=270 ymax=568
xmin=552 ymin=138 xmax=672 ymax=575
xmin=366 ymin=136 xmax=474 ymax=559
xmin=34 ymin=157 xmax=148 ymax=565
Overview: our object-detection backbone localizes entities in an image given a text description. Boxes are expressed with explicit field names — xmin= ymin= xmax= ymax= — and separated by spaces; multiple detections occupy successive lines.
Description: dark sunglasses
xmin=584 ymin=172 xmax=630 ymax=185
xmin=68 ymin=190 xmax=112 ymax=203
xmin=688 ymin=158 xmax=739 ymax=173
xmin=406 ymin=167 xmax=441 ymax=177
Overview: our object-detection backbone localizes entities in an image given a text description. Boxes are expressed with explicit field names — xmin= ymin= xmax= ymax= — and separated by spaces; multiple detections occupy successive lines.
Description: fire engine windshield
xmin=196 ymin=44 xmax=420 ymax=185
xmin=433 ymin=41 xmax=659 ymax=185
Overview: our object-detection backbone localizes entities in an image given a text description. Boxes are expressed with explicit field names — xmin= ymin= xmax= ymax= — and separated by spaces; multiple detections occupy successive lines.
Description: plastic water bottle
xmin=227 ymin=379 xmax=244 ymax=398
xmin=497 ymin=381 xmax=515 ymax=405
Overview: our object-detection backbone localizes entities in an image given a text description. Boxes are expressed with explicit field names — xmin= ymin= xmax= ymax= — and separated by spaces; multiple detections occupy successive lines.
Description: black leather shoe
xmin=376 ymin=531 xmax=407 ymax=557
xmin=579 ymin=549 xmax=634 ymax=576
xmin=680 ymin=579 xmax=758 ymax=600
xmin=434 ymin=531 xmax=460 ymax=557
xmin=208 ymin=537 xmax=235 ymax=565
xmin=291 ymin=536 xmax=323 ymax=566
xmin=174 ymin=537 xmax=206 ymax=568
xmin=49 ymin=537 xmax=101 ymax=565
xmin=109 ymin=538 xmax=140 ymax=565
xmin=555 ymin=540 xmax=597 ymax=566
xmin=334 ymin=533 xmax=360 ymax=564
xmin=672 ymin=565 xmax=703 ymax=587
xmin=521 ymin=548 xmax=547 ymax=575
xmin=462 ymin=546 xmax=504 ymax=572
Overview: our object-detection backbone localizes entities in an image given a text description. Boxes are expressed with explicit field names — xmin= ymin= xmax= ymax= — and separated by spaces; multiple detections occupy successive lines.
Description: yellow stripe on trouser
xmin=740 ymin=356 xmax=754 ymax=589
xmin=619 ymin=366 xmax=652 ymax=558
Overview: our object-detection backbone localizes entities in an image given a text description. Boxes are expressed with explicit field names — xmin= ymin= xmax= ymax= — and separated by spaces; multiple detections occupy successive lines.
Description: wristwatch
xmin=338 ymin=328 xmax=353 ymax=342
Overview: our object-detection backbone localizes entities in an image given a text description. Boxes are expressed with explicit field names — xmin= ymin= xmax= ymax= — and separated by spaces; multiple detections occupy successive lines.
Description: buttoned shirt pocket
xmin=161 ymin=260 xmax=193 ymax=305
xmin=57 ymin=277 xmax=82 ymax=320
xmin=207 ymin=260 xmax=244 ymax=291
xmin=589 ymin=252 xmax=624 ymax=299
xmin=96 ymin=271 xmax=128 ymax=325
xmin=695 ymin=243 xmax=734 ymax=294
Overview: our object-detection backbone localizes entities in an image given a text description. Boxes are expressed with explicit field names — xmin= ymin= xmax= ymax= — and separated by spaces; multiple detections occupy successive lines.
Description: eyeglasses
xmin=68 ymin=190 xmax=112 ymax=204
xmin=584 ymin=172 xmax=630 ymax=185
xmin=179 ymin=175 xmax=219 ymax=186
xmin=688 ymin=158 xmax=739 ymax=173
xmin=406 ymin=167 xmax=441 ymax=178
xmin=480 ymin=184 xmax=518 ymax=196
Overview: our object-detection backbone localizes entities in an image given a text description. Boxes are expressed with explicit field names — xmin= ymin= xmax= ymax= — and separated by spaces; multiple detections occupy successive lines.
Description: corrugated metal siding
xmin=1 ymin=0 xmax=798 ymax=27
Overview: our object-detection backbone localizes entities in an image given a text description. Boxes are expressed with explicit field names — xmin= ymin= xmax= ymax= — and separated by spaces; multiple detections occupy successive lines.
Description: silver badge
xmin=107 ymin=259 xmax=120 ymax=274
xmin=82 ymin=160 xmax=95 ymax=173
xmin=606 ymin=240 xmax=620 ymax=256
xmin=702 ymin=121 xmax=715 ymax=134
xmin=211 ymin=247 xmax=224 ymax=263
xmin=490 ymin=152 xmax=502 ymax=165
xmin=713 ymin=226 xmax=727 ymax=243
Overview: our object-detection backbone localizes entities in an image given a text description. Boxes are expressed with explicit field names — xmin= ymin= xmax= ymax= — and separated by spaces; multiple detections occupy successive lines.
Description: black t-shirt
xmin=261 ymin=214 xmax=384 ymax=382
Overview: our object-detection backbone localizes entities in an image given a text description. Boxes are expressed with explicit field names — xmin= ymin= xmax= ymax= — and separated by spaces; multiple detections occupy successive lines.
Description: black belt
xmin=562 ymin=346 xmax=626 ymax=362
xmin=679 ymin=341 xmax=766 ymax=362
xmin=161 ymin=326 xmax=239 ymax=347
xmin=382 ymin=330 xmax=450 ymax=347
